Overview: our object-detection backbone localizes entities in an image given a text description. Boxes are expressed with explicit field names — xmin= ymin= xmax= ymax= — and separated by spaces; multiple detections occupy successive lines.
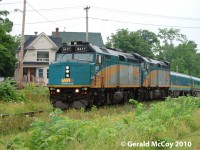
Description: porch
xmin=22 ymin=68 xmax=46 ymax=86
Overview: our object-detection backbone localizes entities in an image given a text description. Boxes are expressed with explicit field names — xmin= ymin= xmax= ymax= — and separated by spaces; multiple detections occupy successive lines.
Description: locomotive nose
xmin=65 ymin=63 xmax=91 ymax=85
xmin=49 ymin=62 xmax=91 ymax=86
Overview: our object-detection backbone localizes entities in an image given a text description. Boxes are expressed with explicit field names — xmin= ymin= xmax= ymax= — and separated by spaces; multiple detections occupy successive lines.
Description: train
xmin=48 ymin=41 xmax=200 ymax=109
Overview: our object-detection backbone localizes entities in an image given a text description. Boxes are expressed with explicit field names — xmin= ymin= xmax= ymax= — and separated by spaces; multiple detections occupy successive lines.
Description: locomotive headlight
xmin=56 ymin=89 xmax=60 ymax=93
xmin=65 ymin=66 xmax=70 ymax=78
xmin=66 ymin=74 xmax=70 ymax=78
xmin=75 ymin=89 xmax=79 ymax=93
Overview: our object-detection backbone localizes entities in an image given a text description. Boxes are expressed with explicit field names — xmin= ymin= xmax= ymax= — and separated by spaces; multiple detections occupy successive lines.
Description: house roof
xmin=21 ymin=33 xmax=62 ymax=50
xmin=52 ymin=32 xmax=104 ymax=47
xmin=24 ymin=36 xmax=36 ymax=49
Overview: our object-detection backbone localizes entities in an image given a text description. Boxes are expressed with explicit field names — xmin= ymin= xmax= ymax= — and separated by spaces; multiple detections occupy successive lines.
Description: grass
xmin=0 ymin=84 xmax=53 ymax=150
xmin=0 ymin=112 xmax=52 ymax=150
xmin=0 ymin=96 xmax=199 ymax=150
xmin=0 ymin=83 xmax=53 ymax=115
xmin=0 ymin=104 xmax=135 ymax=150
xmin=178 ymin=129 xmax=200 ymax=150
xmin=0 ymin=100 xmax=53 ymax=115
xmin=64 ymin=104 xmax=135 ymax=120
xmin=0 ymin=82 xmax=200 ymax=150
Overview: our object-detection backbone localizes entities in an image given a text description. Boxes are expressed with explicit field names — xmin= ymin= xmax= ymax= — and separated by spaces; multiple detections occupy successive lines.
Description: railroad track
xmin=0 ymin=98 xmax=168 ymax=118
xmin=0 ymin=110 xmax=44 ymax=118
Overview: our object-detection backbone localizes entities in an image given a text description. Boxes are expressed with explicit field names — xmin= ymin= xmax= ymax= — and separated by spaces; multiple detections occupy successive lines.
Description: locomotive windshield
xmin=56 ymin=53 xmax=94 ymax=62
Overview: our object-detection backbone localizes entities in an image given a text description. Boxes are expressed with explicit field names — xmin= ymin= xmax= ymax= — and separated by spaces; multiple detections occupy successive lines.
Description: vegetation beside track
xmin=0 ymin=81 xmax=200 ymax=149
xmin=1 ymin=96 xmax=199 ymax=150
xmin=0 ymin=82 xmax=53 ymax=149
xmin=0 ymin=80 xmax=53 ymax=114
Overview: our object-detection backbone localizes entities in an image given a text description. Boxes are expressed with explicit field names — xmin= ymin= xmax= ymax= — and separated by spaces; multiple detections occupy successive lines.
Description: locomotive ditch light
xmin=75 ymin=89 xmax=79 ymax=93
xmin=56 ymin=89 xmax=61 ymax=93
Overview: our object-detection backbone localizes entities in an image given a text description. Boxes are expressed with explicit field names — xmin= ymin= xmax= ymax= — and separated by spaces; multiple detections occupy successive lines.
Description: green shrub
xmin=6 ymin=97 xmax=200 ymax=150
xmin=0 ymin=78 xmax=25 ymax=102
xmin=130 ymin=96 xmax=200 ymax=141
xmin=0 ymin=82 xmax=49 ymax=102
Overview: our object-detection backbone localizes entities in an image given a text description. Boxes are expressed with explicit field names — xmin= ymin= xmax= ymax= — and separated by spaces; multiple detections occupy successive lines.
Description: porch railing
xmin=22 ymin=75 xmax=46 ymax=86
xmin=37 ymin=58 xmax=49 ymax=62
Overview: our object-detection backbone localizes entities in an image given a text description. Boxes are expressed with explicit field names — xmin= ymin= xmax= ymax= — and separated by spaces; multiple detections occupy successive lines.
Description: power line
xmin=13 ymin=16 xmax=200 ymax=30
xmin=7 ymin=5 xmax=200 ymax=22
xmin=26 ymin=2 xmax=62 ymax=28
xmin=0 ymin=1 xmax=22 ymax=5
xmin=91 ymin=6 xmax=200 ymax=22
xmin=90 ymin=17 xmax=200 ymax=29
xmin=30 ymin=6 xmax=83 ymax=12
xmin=64 ymin=20 xmax=85 ymax=29
xmin=14 ymin=17 xmax=84 ymax=25
xmin=10 ymin=3 xmax=200 ymax=30
xmin=9 ymin=6 xmax=84 ymax=13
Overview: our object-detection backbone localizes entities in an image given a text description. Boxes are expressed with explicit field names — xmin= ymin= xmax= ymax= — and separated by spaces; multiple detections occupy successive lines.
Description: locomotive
xmin=48 ymin=41 xmax=200 ymax=109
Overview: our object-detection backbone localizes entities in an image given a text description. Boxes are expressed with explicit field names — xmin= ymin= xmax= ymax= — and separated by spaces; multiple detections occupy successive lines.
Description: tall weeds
xmin=5 ymin=96 xmax=200 ymax=150
xmin=0 ymin=78 xmax=25 ymax=102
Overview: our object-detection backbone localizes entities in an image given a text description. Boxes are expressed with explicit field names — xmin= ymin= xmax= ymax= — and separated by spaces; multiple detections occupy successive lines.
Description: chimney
xmin=34 ymin=31 xmax=38 ymax=36
xmin=56 ymin=28 xmax=59 ymax=37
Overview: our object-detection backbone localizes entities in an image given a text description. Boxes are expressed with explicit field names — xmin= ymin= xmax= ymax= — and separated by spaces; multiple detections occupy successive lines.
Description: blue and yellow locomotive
xmin=48 ymin=41 xmax=200 ymax=109
xmin=49 ymin=41 xmax=141 ymax=108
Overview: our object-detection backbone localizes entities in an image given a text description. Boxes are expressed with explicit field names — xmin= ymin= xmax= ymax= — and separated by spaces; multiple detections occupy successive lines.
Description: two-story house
xmin=15 ymin=32 xmax=62 ymax=86
xmin=15 ymin=28 xmax=104 ymax=86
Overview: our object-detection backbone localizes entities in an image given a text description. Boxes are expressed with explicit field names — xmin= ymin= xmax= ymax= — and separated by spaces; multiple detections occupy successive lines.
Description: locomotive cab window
xmin=146 ymin=63 xmax=150 ymax=70
xmin=56 ymin=53 xmax=94 ymax=62
xmin=105 ymin=55 xmax=111 ymax=60
xmin=74 ymin=53 xmax=93 ymax=62
xmin=119 ymin=55 xmax=125 ymax=61
xmin=96 ymin=55 xmax=102 ymax=64
xmin=141 ymin=63 xmax=145 ymax=69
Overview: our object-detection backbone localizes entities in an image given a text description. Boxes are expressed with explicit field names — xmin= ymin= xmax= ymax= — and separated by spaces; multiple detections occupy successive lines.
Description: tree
xmin=0 ymin=4 xmax=20 ymax=77
xmin=154 ymin=28 xmax=187 ymax=62
xmin=155 ymin=28 xmax=199 ymax=77
xmin=171 ymin=41 xmax=199 ymax=76
xmin=105 ymin=29 xmax=159 ymax=58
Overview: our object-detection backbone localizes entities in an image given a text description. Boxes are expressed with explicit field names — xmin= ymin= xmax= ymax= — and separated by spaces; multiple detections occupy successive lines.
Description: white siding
xmin=16 ymin=33 xmax=58 ymax=86
xmin=24 ymin=35 xmax=57 ymax=62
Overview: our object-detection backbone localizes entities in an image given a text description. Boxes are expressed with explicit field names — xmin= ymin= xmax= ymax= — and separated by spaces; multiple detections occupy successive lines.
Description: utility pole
xmin=84 ymin=6 xmax=90 ymax=42
xmin=18 ymin=0 xmax=26 ymax=89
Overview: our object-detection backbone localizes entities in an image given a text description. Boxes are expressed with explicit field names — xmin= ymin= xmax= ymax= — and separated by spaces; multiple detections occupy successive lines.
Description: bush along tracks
xmin=3 ymin=96 xmax=200 ymax=150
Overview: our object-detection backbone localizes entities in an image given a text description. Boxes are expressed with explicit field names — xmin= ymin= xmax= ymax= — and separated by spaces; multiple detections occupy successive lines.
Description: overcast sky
xmin=1 ymin=0 xmax=200 ymax=50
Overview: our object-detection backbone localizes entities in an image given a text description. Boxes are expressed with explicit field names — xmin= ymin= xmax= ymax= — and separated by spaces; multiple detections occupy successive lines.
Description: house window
xmin=47 ymin=69 xmax=49 ymax=78
xmin=37 ymin=51 xmax=49 ymax=61
xmin=38 ymin=69 xmax=43 ymax=77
